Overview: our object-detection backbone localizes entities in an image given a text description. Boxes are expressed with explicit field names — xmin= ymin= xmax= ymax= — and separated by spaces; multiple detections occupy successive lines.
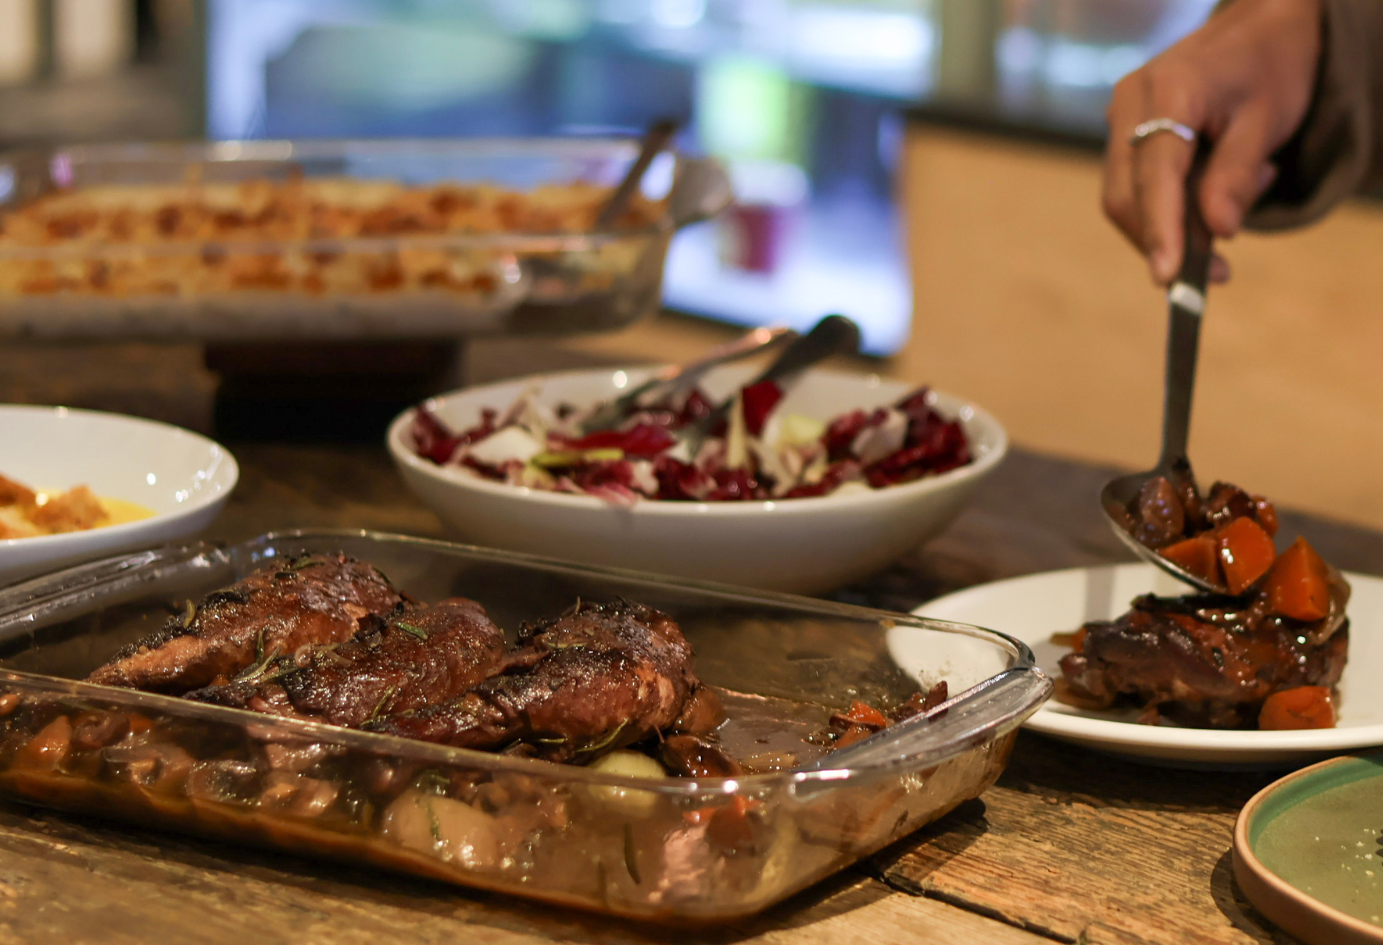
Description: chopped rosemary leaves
xmin=314 ymin=643 xmax=352 ymax=666
xmin=369 ymin=685 xmax=399 ymax=721
xmin=574 ymin=721 xmax=628 ymax=757
xmin=426 ymin=798 xmax=443 ymax=844
xmin=288 ymin=553 xmax=318 ymax=571
xmin=234 ymin=647 xmax=285 ymax=685
xmin=411 ymin=769 xmax=452 ymax=796
xmin=395 ymin=621 xmax=429 ymax=641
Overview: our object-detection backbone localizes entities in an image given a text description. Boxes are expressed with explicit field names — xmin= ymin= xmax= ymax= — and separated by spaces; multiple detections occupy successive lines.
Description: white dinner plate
xmin=910 ymin=563 xmax=1383 ymax=767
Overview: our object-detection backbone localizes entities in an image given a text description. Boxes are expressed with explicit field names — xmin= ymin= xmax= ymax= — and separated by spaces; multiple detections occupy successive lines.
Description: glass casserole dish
xmin=0 ymin=139 xmax=731 ymax=340
xmin=0 ymin=529 xmax=1049 ymax=922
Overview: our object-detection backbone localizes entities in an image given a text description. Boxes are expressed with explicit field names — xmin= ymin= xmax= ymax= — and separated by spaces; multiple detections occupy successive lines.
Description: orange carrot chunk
xmin=1264 ymin=536 xmax=1331 ymax=621
xmin=841 ymin=700 xmax=888 ymax=728
xmin=1216 ymin=517 xmax=1277 ymax=594
xmin=1259 ymin=686 xmax=1336 ymax=730
xmin=1050 ymin=627 xmax=1087 ymax=653
xmin=1160 ymin=536 xmax=1222 ymax=586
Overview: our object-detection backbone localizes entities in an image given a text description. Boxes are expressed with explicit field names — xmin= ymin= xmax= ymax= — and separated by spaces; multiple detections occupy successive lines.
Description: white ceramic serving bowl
xmin=0 ymin=405 xmax=238 ymax=585
xmin=386 ymin=365 xmax=1007 ymax=594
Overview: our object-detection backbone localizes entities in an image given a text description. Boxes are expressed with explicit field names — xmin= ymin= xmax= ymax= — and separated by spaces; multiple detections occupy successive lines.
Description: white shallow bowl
xmin=0 ymin=405 xmax=238 ymax=585
xmin=387 ymin=364 xmax=1007 ymax=594
xmin=915 ymin=563 xmax=1383 ymax=768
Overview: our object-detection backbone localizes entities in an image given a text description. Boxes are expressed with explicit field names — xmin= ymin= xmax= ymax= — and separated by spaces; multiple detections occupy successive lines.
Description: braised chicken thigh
xmin=365 ymin=599 xmax=702 ymax=762
xmin=185 ymin=598 xmax=509 ymax=728
xmin=88 ymin=554 xmax=404 ymax=694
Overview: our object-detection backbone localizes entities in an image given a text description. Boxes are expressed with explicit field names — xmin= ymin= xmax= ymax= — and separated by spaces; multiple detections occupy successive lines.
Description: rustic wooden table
xmin=3 ymin=338 xmax=1381 ymax=945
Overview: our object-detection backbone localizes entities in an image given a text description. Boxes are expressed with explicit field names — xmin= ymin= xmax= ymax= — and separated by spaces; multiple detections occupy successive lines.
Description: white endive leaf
xmin=851 ymin=408 xmax=908 ymax=466
xmin=465 ymin=426 xmax=545 ymax=467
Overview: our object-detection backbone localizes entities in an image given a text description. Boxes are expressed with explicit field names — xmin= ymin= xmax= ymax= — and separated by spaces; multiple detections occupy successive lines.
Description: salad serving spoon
xmin=594 ymin=118 xmax=679 ymax=231
xmin=1099 ymin=145 xmax=1222 ymax=593
xmin=578 ymin=324 xmax=795 ymax=434
xmin=679 ymin=313 xmax=862 ymax=456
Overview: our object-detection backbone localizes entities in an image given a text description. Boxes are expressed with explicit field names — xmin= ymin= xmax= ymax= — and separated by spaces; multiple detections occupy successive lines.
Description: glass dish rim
xmin=0 ymin=526 xmax=1047 ymax=797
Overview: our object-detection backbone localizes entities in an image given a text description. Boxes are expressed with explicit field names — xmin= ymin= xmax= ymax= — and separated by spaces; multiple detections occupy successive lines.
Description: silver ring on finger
xmin=1129 ymin=118 xmax=1196 ymax=146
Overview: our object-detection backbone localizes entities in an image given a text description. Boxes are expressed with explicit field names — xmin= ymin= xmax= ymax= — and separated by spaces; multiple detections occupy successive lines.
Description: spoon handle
xmin=578 ymin=325 xmax=793 ymax=434
xmin=593 ymin=118 xmax=679 ymax=231
xmin=681 ymin=314 xmax=862 ymax=453
xmin=1158 ymin=143 xmax=1214 ymax=470
xmin=749 ymin=313 xmax=862 ymax=388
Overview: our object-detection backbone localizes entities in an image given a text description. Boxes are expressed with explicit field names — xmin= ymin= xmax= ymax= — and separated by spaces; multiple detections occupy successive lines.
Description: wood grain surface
xmin=4 ymin=335 xmax=1379 ymax=944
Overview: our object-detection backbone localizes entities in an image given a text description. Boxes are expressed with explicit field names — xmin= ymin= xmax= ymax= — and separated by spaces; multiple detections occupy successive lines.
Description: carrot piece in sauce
xmin=840 ymin=700 xmax=888 ymax=729
xmin=1263 ymin=536 xmax=1331 ymax=621
xmin=1215 ymin=517 xmax=1277 ymax=594
xmin=1160 ymin=536 xmax=1221 ymax=586
xmin=1259 ymin=686 xmax=1335 ymax=730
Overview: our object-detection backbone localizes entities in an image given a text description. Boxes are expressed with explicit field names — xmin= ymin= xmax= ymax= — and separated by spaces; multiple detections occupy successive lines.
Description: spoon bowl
xmin=1101 ymin=459 xmax=1225 ymax=594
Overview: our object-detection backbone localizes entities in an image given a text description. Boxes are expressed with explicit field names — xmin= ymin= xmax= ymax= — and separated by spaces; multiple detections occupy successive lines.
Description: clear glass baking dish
xmin=0 ymin=529 xmax=1049 ymax=923
xmin=0 ymin=139 xmax=731 ymax=340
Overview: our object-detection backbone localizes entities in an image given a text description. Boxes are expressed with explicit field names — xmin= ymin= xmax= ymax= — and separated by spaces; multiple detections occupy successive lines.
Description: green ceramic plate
xmin=1235 ymin=752 xmax=1383 ymax=945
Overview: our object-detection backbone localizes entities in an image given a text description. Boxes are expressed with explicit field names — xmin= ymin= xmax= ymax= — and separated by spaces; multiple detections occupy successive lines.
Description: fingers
xmin=1110 ymin=64 xmax=1205 ymax=285
xmin=1131 ymin=64 xmax=1207 ymax=285
xmin=1209 ymin=253 xmax=1231 ymax=284
xmin=1200 ymin=100 xmax=1280 ymax=237
xmin=1133 ymin=129 xmax=1196 ymax=285
xmin=1101 ymin=74 xmax=1146 ymax=252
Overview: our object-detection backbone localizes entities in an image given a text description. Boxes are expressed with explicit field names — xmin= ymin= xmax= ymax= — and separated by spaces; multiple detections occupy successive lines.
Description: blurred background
xmin=0 ymin=0 xmax=1216 ymax=356
xmin=3 ymin=0 xmax=1382 ymax=529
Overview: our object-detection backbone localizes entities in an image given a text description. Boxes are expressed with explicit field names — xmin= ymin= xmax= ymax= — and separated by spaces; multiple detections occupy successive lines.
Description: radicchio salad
xmin=408 ymin=377 xmax=971 ymax=505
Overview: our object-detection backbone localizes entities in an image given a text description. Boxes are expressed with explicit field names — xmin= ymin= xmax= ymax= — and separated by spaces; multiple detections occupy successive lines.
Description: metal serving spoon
xmin=678 ymin=313 xmax=862 ymax=456
xmin=578 ymin=324 xmax=795 ymax=434
xmin=593 ymin=118 xmax=679 ymax=231
xmin=1099 ymin=145 xmax=1223 ymax=593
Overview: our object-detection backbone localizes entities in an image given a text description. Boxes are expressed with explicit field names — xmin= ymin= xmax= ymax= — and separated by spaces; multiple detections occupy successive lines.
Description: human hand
xmin=1102 ymin=0 xmax=1323 ymax=285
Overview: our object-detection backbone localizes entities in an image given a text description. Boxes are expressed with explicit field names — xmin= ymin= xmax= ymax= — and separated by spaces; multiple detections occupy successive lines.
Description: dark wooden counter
xmin=3 ymin=337 xmax=1379 ymax=944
